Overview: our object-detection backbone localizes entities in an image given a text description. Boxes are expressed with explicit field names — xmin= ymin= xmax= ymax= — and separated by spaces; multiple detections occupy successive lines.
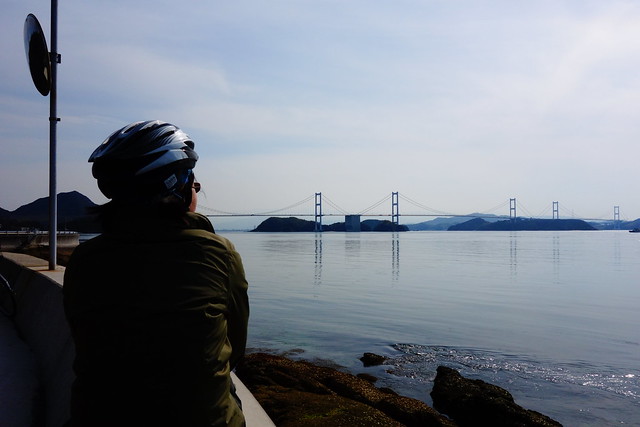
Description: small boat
xmin=629 ymin=228 xmax=640 ymax=233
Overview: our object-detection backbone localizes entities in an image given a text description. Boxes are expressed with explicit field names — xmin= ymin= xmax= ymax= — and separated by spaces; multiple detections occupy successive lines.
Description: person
xmin=63 ymin=120 xmax=249 ymax=426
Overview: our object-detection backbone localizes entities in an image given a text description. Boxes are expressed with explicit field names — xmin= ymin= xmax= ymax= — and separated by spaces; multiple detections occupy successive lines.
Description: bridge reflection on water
xmin=311 ymin=232 xmax=402 ymax=287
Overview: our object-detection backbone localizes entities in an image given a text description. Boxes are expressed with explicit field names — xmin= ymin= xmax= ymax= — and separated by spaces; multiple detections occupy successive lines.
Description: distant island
xmin=448 ymin=217 xmax=596 ymax=231
xmin=252 ymin=217 xmax=409 ymax=232
xmin=2 ymin=192 xmax=640 ymax=233
xmin=406 ymin=214 xmax=505 ymax=231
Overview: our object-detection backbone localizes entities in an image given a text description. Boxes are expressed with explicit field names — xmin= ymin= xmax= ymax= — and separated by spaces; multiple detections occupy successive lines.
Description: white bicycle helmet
xmin=90 ymin=120 xmax=199 ymax=200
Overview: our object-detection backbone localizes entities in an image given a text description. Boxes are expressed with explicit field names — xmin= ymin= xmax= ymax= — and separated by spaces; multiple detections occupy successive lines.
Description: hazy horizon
xmin=2 ymin=1 xmax=639 ymax=220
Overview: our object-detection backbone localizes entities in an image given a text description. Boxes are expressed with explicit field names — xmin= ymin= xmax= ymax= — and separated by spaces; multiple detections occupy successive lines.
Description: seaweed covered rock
xmin=359 ymin=352 xmax=388 ymax=367
xmin=236 ymin=353 xmax=455 ymax=426
xmin=431 ymin=366 xmax=562 ymax=426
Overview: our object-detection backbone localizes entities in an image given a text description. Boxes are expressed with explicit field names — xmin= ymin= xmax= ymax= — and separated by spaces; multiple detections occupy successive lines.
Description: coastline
xmin=236 ymin=351 xmax=562 ymax=426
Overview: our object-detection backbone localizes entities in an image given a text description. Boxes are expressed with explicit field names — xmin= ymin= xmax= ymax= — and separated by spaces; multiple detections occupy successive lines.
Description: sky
xmin=2 ymin=0 xmax=639 ymax=227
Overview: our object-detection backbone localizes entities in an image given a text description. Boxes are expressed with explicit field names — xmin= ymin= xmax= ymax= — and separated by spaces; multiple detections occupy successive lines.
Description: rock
xmin=356 ymin=373 xmax=378 ymax=383
xmin=236 ymin=353 xmax=455 ymax=426
xmin=379 ymin=387 xmax=399 ymax=396
xmin=360 ymin=352 xmax=388 ymax=367
xmin=236 ymin=354 xmax=562 ymax=427
xmin=430 ymin=366 xmax=562 ymax=427
xmin=251 ymin=386 xmax=404 ymax=426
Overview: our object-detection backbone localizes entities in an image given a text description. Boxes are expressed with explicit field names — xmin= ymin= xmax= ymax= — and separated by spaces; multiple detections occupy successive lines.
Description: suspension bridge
xmin=198 ymin=192 xmax=626 ymax=231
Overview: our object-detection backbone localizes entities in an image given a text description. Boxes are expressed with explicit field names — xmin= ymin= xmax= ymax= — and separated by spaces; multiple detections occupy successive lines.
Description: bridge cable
xmin=252 ymin=194 xmax=316 ymax=215
xmin=398 ymin=194 xmax=455 ymax=216
xmin=198 ymin=194 xmax=316 ymax=216
xmin=479 ymin=199 xmax=510 ymax=215
xmin=321 ymin=195 xmax=350 ymax=215
xmin=516 ymin=200 xmax=535 ymax=218
xmin=357 ymin=194 xmax=392 ymax=215
xmin=537 ymin=205 xmax=551 ymax=218
xmin=197 ymin=205 xmax=246 ymax=216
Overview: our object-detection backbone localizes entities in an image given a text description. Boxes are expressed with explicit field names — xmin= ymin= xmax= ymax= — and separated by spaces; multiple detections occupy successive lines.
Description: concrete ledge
xmin=232 ymin=372 xmax=276 ymax=426
xmin=0 ymin=232 xmax=79 ymax=252
xmin=0 ymin=314 xmax=38 ymax=427
xmin=0 ymin=252 xmax=274 ymax=427
xmin=0 ymin=253 xmax=73 ymax=427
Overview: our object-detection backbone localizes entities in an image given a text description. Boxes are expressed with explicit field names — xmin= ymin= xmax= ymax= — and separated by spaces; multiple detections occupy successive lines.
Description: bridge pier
xmin=314 ymin=192 xmax=322 ymax=232
xmin=392 ymin=192 xmax=399 ymax=227
xmin=345 ymin=215 xmax=361 ymax=232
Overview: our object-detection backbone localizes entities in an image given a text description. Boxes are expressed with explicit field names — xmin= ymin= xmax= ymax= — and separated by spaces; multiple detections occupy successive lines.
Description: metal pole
xmin=48 ymin=0 xmax=58 ymax=270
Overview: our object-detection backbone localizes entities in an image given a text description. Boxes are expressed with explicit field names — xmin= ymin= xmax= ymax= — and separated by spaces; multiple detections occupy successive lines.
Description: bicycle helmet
xmin=90 ymin=120 xmax=199 ymax=200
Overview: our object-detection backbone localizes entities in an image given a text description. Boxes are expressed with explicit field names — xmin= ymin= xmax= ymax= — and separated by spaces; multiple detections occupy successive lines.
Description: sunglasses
xmin=192 ymin=182 xmax=201 ymax=193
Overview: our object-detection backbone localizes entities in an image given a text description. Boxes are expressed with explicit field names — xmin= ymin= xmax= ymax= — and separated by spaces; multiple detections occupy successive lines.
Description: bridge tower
xmin=552 ymin=201 xmax=559 ymax=219
xmin=614 ymin=205 xmax=620 ymax=230
xmin=314 ymin=192 xmax=323 ymax=232
xmin=510 ymin=198 xmax=517 ymax=220
xmin=391 ymin=192 xmax=399 ymax=228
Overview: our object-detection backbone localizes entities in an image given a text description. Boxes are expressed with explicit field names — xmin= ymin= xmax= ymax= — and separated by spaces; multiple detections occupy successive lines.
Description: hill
xmin=252 ymin=217 xmax=316 ymax=232
xmin=448 ymin=217 xmax=489 ymax=231
xmin=407 ymin=214 xmax=506 ymax=231
xmin=0 ymin=191 xmax=100 ymax=232
xmin=449 ymin=218 xmax=596 ymax=231
xmin=588 ymin=218 xmax=640 ymax=230
xmin=361 ymin=219 xmax=409 ymax=232
xmin=626 ymin=218 xmax=640 ymax=229
xmin=407 ymin=216 xmax=468 ymax=231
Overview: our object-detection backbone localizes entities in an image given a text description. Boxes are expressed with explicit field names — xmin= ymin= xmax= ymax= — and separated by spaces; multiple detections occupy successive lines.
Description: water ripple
xmin=389 ymin=343 xmax=640 ymax=401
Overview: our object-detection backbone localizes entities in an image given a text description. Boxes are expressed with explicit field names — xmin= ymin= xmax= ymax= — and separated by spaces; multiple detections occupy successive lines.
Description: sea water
xmin=219 ymin=230 xmax=640 ymax=426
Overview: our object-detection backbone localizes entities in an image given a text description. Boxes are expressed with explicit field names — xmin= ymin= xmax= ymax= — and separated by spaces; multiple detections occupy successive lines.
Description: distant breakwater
xmin=0 ymin=231 xmax=79 ymax=250
xmin=0 ymin=231 xmax=79 ymax=265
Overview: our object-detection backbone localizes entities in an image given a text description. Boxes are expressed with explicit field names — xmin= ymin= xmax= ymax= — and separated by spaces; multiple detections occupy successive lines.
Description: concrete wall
xmin=0 ymin=254 xmax=73 ymax=427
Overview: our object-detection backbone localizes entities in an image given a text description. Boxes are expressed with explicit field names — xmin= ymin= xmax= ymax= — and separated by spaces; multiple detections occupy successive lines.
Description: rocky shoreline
xmin=235 ymin=352 xmax=562 ymax=426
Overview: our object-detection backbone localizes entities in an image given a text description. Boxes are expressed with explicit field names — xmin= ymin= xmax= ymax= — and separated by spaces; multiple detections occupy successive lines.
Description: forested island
xmin=448 ymin=217 xmax=596 ymax=231
xmin=250 ymin=216 xmax=603 ymax=232
xmin=252 ymin=217 xmax=409 ymax=232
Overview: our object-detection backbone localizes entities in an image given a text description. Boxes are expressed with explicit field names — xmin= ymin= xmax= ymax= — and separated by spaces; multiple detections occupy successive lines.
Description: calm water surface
xmin=219 ymin=230 xmax=640 ymax=426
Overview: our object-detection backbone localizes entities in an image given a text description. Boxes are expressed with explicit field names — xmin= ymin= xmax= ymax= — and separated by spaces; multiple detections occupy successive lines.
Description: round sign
xmin=24 ymin=13 xmax=51 ymax=96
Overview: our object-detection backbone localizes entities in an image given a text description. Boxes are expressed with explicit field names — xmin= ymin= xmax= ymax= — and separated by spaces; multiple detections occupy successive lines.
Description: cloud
xmin=2 ymin=0 xmax=640 ymax=218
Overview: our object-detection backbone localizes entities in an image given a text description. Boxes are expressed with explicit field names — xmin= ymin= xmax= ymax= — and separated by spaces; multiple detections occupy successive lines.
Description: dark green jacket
xmin=63 ymin=212 xmax=249 ymax=426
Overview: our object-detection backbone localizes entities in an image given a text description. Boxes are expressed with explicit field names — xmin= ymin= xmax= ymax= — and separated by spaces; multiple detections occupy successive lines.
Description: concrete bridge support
xmin=345 ymin=215 xmax=361 ymax=232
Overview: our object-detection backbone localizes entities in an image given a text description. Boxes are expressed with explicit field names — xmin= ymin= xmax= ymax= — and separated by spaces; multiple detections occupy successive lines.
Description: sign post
xmin=24 ymin=1 xmax=59 ymax=270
